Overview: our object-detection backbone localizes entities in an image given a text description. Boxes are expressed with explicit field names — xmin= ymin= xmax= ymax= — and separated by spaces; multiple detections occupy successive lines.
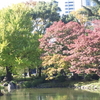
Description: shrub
xmin=21 ymin=76 xmax=45 ymax=88
xmin=0 ymin=85 xmax=4 ymax=90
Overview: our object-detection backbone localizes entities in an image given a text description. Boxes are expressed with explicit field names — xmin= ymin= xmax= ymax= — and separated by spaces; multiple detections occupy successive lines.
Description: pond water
xmin=0 ymin=88 xmax=100 ymax=100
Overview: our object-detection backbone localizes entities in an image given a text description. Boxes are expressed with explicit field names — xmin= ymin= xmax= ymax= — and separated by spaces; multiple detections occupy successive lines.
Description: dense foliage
xmin=39 ymin=21 xmax=87 ymax=55
xmin=66 ymin=20 xmax=100 ymax=74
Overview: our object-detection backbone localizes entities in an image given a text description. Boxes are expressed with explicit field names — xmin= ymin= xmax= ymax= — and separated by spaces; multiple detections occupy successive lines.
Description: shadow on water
xmin=0 ymin=88 xmax=100 ymax=100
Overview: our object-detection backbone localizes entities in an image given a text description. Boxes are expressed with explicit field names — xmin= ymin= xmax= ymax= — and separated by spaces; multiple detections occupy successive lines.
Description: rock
xmin=3 ymin=83 xmax=8 ymax=86
xmin=94 ymin=86 xmax=98 ymax=89
xmin=80 ymin=86 xmax=84 ymax=89
xmin=8 ymin=82 xmax=16 ymax=92
xmin=3 ymin=77 xmax=7 ymax=82
xmin=0 ymin=90 xmax=4 ymax=96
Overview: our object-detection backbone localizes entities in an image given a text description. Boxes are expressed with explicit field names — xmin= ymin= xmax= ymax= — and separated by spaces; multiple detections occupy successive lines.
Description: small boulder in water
xmin=0 ymin=90 xmax=4 ymax=96
xmin=8 ymin=81 xmax=16 ymax=92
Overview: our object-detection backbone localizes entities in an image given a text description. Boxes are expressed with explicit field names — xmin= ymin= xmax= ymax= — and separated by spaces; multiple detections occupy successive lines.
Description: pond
xmin=0 ymin=88 xmax=100 ymax=100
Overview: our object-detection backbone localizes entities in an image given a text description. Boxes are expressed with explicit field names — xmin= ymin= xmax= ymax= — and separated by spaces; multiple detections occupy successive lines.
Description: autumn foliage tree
xmin=70 ymin=8 xmax=88 ymax=24
xmin=66 ymin=20 xmax=100 ymax=75
xmin=39 ymin=20 xmax=100 ymax=76
xmin=39 ymin=21 xmax=88 ymax=70
xmin=39 ymin=21 xmax=88 ymax=55
xmin=41 ymin=54 xmax=69 ymax=68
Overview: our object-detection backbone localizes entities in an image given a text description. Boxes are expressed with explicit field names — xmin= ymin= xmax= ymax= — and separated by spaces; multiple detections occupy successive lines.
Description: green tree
xmin=79 ymin=0 xmax=100 ymax=21
xmin=0 ymin=3 xmax=33 ymax=81
xmin=60 ymin=14 xmax=79 ymax=24
xmin=26 ymin=0 xmax=61 ymax=34
xmin=92 ymin=0 xmax=100 ymax=5
xmin=14 ymin=33 xmax=42 ymax=77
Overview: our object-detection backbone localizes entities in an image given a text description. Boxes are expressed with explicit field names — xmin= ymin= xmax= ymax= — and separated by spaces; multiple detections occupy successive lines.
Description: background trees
xmin=27 ymin=0 xmax=61 ymax=34
xmin=78 ymin=0 xmax=100 ymax=21
xmin=60 ymin=14 xmax=79 ymax=24
xmin=70 ymin=0 xmax=100 ymax=25
xmin=70 ymin=8 xmax=88 ymax=24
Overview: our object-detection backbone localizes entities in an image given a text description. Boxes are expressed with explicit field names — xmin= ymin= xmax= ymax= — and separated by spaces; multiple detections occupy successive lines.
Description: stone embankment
xmin=75 ymin=84 xmax=100 ymax=90
xmin=74 ymin=82 xmax=100 ymax=93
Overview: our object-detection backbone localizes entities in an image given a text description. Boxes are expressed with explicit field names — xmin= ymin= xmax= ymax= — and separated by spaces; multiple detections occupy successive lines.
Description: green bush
xmin=55 ymin=74 xmax=66 ymax=82
xmin=22 ymin=81 xmax=32 ymax=88
xmin=84 ymin=74 xmax=93 ymax=81
xmin=21 ymin=76 xmax=45 ymax=88
xmin=14 ymin=77 xmax=32 ymax=82
xmin=0 ymin=85 xmax=4 ymax=90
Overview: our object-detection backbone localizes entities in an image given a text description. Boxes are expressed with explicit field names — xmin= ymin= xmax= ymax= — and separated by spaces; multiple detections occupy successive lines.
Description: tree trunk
xmin=6 ymin=66 xmax=13 ymax=81
xmin=36 ymin=68 xmax=38 ymax=76
xmin=38 ymin=67 xmax=42 ymax=77
xmin=29 ymin=68 xmax=32 ymax=77
xmin=97 ymin=66 xmax=100 ymax=77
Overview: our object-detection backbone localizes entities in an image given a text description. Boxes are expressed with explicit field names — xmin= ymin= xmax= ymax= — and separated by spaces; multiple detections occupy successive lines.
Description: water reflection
xmin=0 ymin=88 xmax=100 ymax=100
